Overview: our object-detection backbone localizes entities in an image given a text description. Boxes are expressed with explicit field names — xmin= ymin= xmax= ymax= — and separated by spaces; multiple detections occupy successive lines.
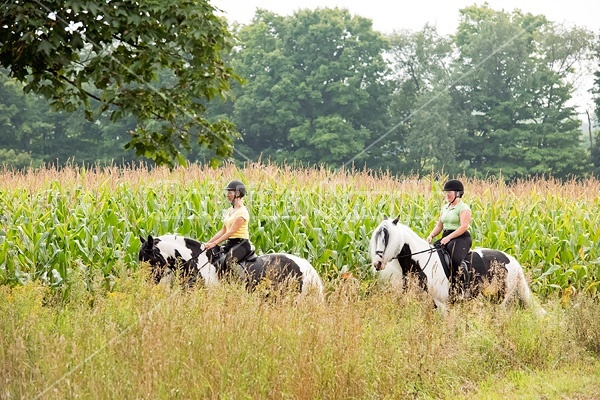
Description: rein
xmin=376 ymin=245 xmax=437 ymax=272
xmin=396 ymin=247 xmax=436 ymax=258
xmin=376 ymin=246 xmax=436 ymax=259
xmin=403 ymin=246 xmax=435 ymax=272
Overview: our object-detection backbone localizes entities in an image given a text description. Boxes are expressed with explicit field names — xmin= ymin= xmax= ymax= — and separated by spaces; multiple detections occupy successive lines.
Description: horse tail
xmin=514 ymin=270 xmax=532 ymax=307
xmin=506 ymin=263 xmax=547 ymax=317
xmin=518 ymin=271 xmax=547 ymax=317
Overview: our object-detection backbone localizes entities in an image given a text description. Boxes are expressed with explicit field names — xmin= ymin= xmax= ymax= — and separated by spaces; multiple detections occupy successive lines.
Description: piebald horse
xmin=138 ymin=234 xmax=324 ymax=298
xmin=370 ymin=217 xmax=545 ymax=315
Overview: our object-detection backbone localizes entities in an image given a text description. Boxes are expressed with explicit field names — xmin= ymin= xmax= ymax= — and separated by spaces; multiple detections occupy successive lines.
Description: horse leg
xmin=433 ymin=298 xmax=448 ymax=316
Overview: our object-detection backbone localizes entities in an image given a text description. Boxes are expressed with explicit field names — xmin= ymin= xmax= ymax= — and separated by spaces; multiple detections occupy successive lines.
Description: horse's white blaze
xmin=369 ymin=225 xmax=397 ymax=271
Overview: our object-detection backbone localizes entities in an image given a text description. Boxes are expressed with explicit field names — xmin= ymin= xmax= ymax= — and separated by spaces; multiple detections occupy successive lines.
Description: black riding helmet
xmin=224 ymin=180 xmax=246 ymax=198
xmin=443 ymin=179 xmax=464 ymax=197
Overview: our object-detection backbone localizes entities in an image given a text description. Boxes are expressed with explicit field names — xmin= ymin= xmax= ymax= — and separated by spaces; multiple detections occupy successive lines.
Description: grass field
xmin=0 ymin=162 xmax=599 ymax=398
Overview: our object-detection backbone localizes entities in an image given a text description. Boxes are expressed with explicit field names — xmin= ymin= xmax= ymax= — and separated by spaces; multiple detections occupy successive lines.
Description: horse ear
xmin=141 ymin=235 xmax=154 ymax=249
xmin=392 ymin=215 xmax=400 ymax=225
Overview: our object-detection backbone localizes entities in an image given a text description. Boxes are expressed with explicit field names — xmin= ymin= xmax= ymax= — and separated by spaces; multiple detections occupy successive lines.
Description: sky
xmin=211 ymin=0 xmax=600 ymax=115
xmin=211 ymin=0 xmax=599 ymax=35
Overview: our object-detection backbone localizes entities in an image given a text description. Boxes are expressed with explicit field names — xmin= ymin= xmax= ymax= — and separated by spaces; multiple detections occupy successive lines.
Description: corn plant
xmin=0 ymin=164 xmax=598 ymax=297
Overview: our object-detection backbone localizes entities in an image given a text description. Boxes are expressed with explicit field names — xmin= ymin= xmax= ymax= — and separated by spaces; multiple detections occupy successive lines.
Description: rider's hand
xmin=440 ymin=237 xmax=450 ymax=246
xmin=205 ymin=242 xmax=215 ymax=249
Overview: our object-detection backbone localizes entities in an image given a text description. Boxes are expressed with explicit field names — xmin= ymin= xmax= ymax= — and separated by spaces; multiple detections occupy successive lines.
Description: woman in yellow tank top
xmin=204 ymin=180 xmax=252 ymax=272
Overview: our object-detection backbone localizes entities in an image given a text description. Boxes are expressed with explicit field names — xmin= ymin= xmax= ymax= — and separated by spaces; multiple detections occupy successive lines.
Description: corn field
xmin=0 ymin=162 xmax=598 ymax=298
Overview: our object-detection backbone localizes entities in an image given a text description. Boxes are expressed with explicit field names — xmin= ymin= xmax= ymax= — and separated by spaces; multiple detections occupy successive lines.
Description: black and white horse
xmin=370 ymin=217 xmax=545 ymax=315
xmin=138 ymin=234 xmax=324 ymax=297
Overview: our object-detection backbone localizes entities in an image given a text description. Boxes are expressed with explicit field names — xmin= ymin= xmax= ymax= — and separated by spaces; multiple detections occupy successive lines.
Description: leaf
xmin=37 ymin=40 xmax=54 ymax=56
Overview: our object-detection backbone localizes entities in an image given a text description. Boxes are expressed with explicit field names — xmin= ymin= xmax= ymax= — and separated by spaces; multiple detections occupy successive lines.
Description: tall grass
xmin=0 ymin=275 xmax=598 ymax=399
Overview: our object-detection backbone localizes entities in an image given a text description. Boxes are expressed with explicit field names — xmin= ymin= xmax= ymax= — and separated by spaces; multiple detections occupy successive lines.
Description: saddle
xmin=241 ymin=249 xmax=258 ymax=264
xmin=433 ymin=241 xmax=472 ymax=298
xmin=207 ymin=244 xmax=258 ymax=271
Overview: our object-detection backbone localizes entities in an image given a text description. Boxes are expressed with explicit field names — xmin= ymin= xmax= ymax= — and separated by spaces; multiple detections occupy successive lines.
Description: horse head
xmin=370 ymin=216 xmax=403 ymax=271
xmin=138 ymin=235 xmax=168 ymax=283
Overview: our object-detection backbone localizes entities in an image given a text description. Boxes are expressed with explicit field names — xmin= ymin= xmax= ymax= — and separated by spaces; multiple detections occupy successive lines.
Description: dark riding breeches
xmin=442 ymin=230 xmax=472 ymax=274
xmin=214 ymin=238 xmax=252 ymax=274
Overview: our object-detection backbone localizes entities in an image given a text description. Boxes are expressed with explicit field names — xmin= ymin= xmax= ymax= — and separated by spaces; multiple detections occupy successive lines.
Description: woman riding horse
xmin=426 ymin=179 xmax=472 ymax=290
xmin=370 ymin=217 xmax=546 ymax=315
xmin=204 ymin=180 xmax=253 ymax=274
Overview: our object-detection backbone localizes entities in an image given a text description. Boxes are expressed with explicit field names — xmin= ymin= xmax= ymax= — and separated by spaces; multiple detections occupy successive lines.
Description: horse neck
xmin=177 ymin=240 xmax=217 ymax=277
xmin=156 ymin=236 xmax=203 ymax=261
xmin=392 ymin=225 xmax=442 ymax=282
xmin=184 ymin=239 xmax=213 ymax=268
xmin=391 ymin=224 xmax=430 ymax=255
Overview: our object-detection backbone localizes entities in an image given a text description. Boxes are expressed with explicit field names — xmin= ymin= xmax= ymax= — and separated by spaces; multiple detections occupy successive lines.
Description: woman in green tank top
xmin=426 ymin=179 xmax=472 ymax=284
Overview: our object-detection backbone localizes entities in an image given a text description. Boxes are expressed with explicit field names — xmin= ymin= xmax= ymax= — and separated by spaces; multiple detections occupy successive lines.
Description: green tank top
xmin=440 ymin=201 xmax=470 ymax=231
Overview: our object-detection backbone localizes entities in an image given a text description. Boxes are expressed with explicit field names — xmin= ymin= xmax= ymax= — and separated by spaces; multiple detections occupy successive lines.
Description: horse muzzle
xmin=373 ymin=259 xmax=386 ymax=271
xmin=373 ymin=251 xmax=386 ymax=271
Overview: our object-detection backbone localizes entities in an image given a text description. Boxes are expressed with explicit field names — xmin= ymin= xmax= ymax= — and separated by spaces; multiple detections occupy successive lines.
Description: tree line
xmin=1 ymin=2 xmax=600 ymax=180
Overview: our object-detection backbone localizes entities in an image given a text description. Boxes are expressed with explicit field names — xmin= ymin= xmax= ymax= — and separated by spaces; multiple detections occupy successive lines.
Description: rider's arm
xmin=206 ymin=217 xmax=245 ymax=249
xmin=426 ymin=219 xmax=444 ymax=243
xmin=205 ymin=225 xmax=227 ymax=249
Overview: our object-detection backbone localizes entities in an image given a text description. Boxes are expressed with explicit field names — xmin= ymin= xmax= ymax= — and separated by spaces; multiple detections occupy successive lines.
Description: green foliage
xmin=590 ymin=131 xmax=600 ymax=176
xmin=0 ymin=0 xmax=240 ymax=167
xmin=592 ymin=43 xmax=600 ymax=174
xmin=226 ymin=8 xmax=393 ymax=165
xmin=0 ymin=148 xmax=43 ymax=169
xmin=0 ymin=3 xmax=596 ymax=177
xmin=451 ymin=6 xmax=593 ymax=180
xmin=384 ymin=26 xmax=457 ymax=175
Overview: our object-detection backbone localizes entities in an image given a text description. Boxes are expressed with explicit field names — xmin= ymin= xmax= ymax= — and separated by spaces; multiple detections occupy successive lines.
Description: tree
xmin=590 ymin=38 xmax=600 ymax=176
xmin=384 ymin=26 xmax=457 ymax=175
xmin=450 ymin=6 xmax=593 ymax=180
xmin=0 ymin=69 xmax=137 ymax=166
xmin=0 ymin=0 xmax=240 ymax=166
xmin=227 ymin=8 xmax=393 ymax=166
xmin=0 ymin=70 xmax=51 ymax=165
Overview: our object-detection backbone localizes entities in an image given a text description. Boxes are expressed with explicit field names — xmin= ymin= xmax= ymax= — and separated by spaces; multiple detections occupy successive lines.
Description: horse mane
xmin=371 ymin=218 xmax=427 ymax=263
xmin=395 ymin=223 xmax=427 ymax=248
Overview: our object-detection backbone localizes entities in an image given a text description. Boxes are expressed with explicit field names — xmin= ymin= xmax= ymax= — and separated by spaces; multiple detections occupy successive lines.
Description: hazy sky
xmin=211 ymin=0 xmax=599 ymax=35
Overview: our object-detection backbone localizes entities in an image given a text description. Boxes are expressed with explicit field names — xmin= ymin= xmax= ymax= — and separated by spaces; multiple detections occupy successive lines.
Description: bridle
xmin=376 ymin=244 xmax=437 ymax=271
